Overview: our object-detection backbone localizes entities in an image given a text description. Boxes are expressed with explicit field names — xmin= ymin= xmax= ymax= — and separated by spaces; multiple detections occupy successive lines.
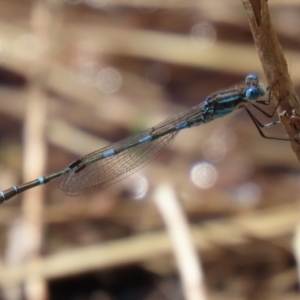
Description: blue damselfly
xmin=0 ymin=74 xmax=293 ymax=203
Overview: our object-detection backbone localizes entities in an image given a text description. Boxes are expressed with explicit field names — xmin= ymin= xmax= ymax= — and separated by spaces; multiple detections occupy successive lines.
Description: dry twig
xmin=241 ymin=0 xmax=300 ymax=159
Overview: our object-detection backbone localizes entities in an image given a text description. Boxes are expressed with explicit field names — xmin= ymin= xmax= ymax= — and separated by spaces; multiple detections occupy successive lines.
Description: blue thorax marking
xmin=213 ymin=106 xmax=237 ymax=119
xmin=218 ymin=95 xmax=240 ymax=104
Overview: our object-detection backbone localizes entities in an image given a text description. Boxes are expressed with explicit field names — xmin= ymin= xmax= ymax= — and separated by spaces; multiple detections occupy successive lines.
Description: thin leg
xmin=252 ymin=77 xmax=287 ymax=114
xmin=244 ymin=107 xmax=294 ymax=141
xmin=251 ymin=87 xmax=286 ymax=118
xmin=249 ymin=89 xmax=289 ymax=129
xmin=248 ymin=102 xmax=281 ymax=128
xmin=248 ymin=103 xmax=281 ymax=128
xmin=250 ymin=102 xmax=280 ymax=118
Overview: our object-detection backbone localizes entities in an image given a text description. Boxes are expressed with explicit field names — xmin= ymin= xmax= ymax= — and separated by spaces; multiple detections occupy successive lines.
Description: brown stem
xmin=241 ymin=0 xmax=300 ymax=159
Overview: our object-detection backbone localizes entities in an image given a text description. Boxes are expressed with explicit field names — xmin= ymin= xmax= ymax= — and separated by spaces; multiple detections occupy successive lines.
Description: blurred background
xmin=0 ymin=0 xmax=300 ymax=299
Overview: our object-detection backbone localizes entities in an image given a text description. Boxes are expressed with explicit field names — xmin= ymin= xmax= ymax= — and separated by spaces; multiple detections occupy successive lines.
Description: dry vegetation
xmin=0 ymin=0 xmax=299 ymax=299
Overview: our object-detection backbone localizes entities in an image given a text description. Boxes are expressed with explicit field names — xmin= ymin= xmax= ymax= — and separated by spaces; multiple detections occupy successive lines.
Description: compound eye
xmin=245 ymin=73 xmax=259 ymax=86
xmin=246 ymin=86 xmax=260 ymax=100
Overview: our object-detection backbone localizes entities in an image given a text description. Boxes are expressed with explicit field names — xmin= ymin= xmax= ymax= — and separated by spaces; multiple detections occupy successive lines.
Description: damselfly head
xmin=245 ymin=73 xmax=266 ymax=101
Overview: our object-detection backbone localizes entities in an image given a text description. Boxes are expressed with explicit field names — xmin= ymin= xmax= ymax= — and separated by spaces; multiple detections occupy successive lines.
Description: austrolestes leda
xmin=0 ymin=74 xmax=293 ymax=204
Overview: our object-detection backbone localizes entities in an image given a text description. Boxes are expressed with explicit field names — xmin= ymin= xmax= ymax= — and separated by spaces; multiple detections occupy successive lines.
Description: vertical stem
xmin=3 ymin=1 xmax=63 ymax=299
xmin=241 ymin=0 xmax=300 ymax=159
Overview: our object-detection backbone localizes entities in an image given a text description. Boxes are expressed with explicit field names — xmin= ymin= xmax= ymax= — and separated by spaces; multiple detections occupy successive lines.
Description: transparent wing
xmin=60 ymin=101 xmax=207 ymax=196
xmin=60 ymin=131 xmax=176 ymax=195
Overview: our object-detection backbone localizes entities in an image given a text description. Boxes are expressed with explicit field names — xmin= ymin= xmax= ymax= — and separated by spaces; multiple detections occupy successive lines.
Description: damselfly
xmin=0 ymin=74 xmax=293 ymax=204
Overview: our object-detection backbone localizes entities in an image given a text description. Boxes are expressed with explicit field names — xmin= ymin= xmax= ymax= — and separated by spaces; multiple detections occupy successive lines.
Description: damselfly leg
xmin=246 ymin=85 xmax=293 ymax=141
